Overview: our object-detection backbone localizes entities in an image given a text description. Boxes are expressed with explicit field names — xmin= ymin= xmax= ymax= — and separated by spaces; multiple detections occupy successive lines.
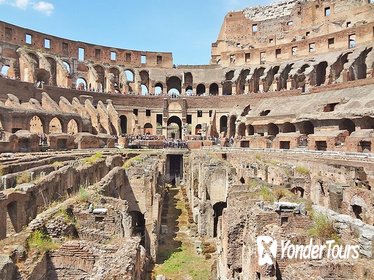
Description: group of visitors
xmin=163 ymin=138 xmax=187 ymax=149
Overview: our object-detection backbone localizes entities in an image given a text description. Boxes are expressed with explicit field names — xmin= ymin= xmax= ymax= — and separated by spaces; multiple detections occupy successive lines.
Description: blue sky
xmin=0 ymin=0 xmax=271 ymax=65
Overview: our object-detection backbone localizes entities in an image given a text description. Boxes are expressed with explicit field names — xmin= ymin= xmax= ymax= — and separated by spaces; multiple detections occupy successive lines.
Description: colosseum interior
xmin=0 ymin=0 xmax=374 ymax=279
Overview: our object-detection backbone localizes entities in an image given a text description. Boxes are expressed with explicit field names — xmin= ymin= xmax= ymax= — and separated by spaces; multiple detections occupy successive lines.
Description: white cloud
xmin=13 ymin=0 xmax=29 ymax=9
xmin=33 ymin=1 xmax=54 ymax=16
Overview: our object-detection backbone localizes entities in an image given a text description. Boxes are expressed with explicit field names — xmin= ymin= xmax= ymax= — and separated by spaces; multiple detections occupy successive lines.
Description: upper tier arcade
xmin=211 ymin=0 xmax=374 ymax=66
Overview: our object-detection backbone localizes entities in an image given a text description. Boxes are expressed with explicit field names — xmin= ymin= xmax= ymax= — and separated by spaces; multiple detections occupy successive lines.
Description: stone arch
xmin=139 ymin=70 xmax=149 ymax=88
xmin=229 ymin=115 xmax=237 ymax=138
xmin=29 ymin=115 xmax=44 ymax=134
xmin=124 ymin=69 xmax=134 ymax=82
xmin=144 ymin=123 xmax=153 ymax=134
xmin=247 ymin=124 xmax=254 ymax=135
xmin=49 ymin=117 xmax=63 ymax=134
xmin=154 ymin=82 xmax=164 ymax=95
xmin=109 ymin=67 xmax=120 ymax=91
xmin=141 ymin=84 xmax=149 ymax=95
xmin=67 ymin=119 xmax=79 ymax=135
xmin=28 ymin=52 xmax=39 ymax=68
xmin=267 ymin=123 xmax=279 ymax=136
xmin=167 ymin=116 xmax=182 ymax=139
xmin=94 ymin=65 xmax=105 ymax=92
xmin=63 ymin=61 xmax=71 ymax=74
xmin=315 ymin=61 xmax=328 ymax=86
xmin=237 ymin=123 xmax=246 ymax=137
xmin=339 ymin=118 xmax=355 ymax=135
xmin=76 ymin=77 xmax=87 ymax=90
xmin=1 ymin=65 xmax=10 ymax=77
xmin=283 ymin=122 xmax=296 ymax=133
xmin=220 ymin=115 xmax=228 ymax=135
xmin=185 ymin=86 xmax=193 ymax=96
xmin=222 ymin=81 xmax=232 ymax=95
xmin=46 ymin=57 xmax=57 ymax=86
xmin=209 ymin=83 xmax=219 ymax=96
xmin=184 ymin=72 xmax=193 ymax=89
xmin=195 ymin=124 xmax=202 ymax=135
xmin=237 ymin=69 xmax=250 ymax=95
xmin=167 ymin=76 xmax=182 ymax=94
xmin=299 ymin=121 xmax=314 ymax=135
xmin=120 ymin=115 xmax=127 ymax=135
xmin=291 ymin=187 xmax=305 ymax=198
xmin=196 ymin=84 xmax=205 ymax=96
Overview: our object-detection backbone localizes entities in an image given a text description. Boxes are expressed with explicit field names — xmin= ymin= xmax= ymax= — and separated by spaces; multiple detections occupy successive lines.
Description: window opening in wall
xmin=230 ymin=54 xmax=236 ymax=64
xmin=260 ymin=52 xmax=266 ymax=64
xmin=306 ymin=31 xmax=310 ymax=36
xmin=62 ymin=42 xmax=69 ymax=56
xmin=25 ymin=34 xmax=32 ymax=44
xmin=95 ymin=49 xmax=101 ymax=59
xmin=291 ymin=46 xmax=297 ymax=56
xmin=157 ymin=55 xmax=162 ymax=65
xmin=309 ymin=43 xmax=316 ymax=52
xmin=141 ymin=55 xmax=147 ymax=64
xmin=146 ymin=109 xmax=151 ymax=117
xmin=133 ymin=109 xmax=138 ymax=116
xmin=110 ymin=51 xmax=117 ymax=61
xmin=324 ymin=7 xmax=331 ymax=16
xmin=187 ymin=114 xmax=192 ymax=124
xmin=260 ymin=110 xmax=271 ymax=116
xmin=197 ymin=110 xmax=203 ymax=118
xmin=348 ymin=34 xmax=356 ymax=49
xmin=126 ymin=53 xmax=132 ymax=62
xmin=245 ymin=53 xmax=251 ymax=62
xmin=78 ymin=47 xmax=85 ymax=61
xmin=44 ymin=38 xmax=51 ymax=49
xmin=328 ymin=38 xmax=335 ymax=48
xmin=346 ymin=21 xmax=352 ymax=28
xmin=209 ymin=110 xmax=213 ymax=117
xmin=275 ymin=48 xmax=281 ymax=58
xmin=252 ymin=24 xmax=258 ymax=33
xmin=269 ymin=38 xmax=274 ymax=43
xmin=5 ymin=27 xmax=13 ymax=40
xmin=323 ymin=103 xmax=339 ymax=112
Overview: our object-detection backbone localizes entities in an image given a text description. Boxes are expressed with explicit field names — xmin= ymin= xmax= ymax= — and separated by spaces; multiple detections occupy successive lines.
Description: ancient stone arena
xmin=0 ymin=0 xmax=374 ymax=279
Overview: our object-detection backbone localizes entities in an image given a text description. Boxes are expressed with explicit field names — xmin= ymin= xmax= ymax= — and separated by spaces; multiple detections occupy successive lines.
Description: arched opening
xmin=35 ymin=69 xmax=50 ymax=87
xmin=168 ymin=88 xmax=180 ymax=98
xmin=213 ymin=202 xmax=227 ymax=237
xmin=125 ymin=69 xmax=134 ymax=82
xmin=141 ymin=84 xmax=149 ymax=95
xmin=6 ymin=201 xmax=18 ymax=237
xmin=63 ymin=61 xmax=71 ymax=74
xmin=167 ymin=76 xmax=182 ymax=94
xmin=28 ymin=52 xmax=39 ymax=68
xmin=315 ymin=61 xmax=328 ymax=86
xmin=67 ymin=119 xmax=78 ymax=135
xmin=283 ymin=122 xmax=296 ymax=133
xmin=360 ymin=116 xmax=374 ymax=129
xmin=209 ymin=83 xmax=219 ymax=96
xmin=129 ymin=211 xmax=145 ymax=246
xmin=239 ymin=177 xmax=245 ymax=184
xmin=229 ymin=115 xmax=237 ymax=138
xmin=109 ymin=67 xmax=120 ymax=92
xmin=154 ymin=82 xmax=163 ymax=95
xmin=299 ymin=121 xmax=314 ymax=135
xmin=94 ymin=65 xmax=105 ymax=92
xmin=185 ymin=86 xmax=193 ymax=96
xmin=339 ymin=118 xmax=355 ymax=135
xmin=49 ymin=117 xmax=62 ymax=134
xmin=184 ymin=72 xmax=193 ymax=88
xmin=268 ymin=123 xmax=279 ymax=136
xmin=29 ymin=116 xmax=44 ymax=134
xmin=220 ymin=116 xmax=228 ymax=135
xmin=225 ymin=70 xmax=234 ymax=80
xmin=46 ymin=57 xmax=57 ymax=86
xmin=120 ymin=115 xmax=127 ymax=135
xmin=247 ymin=124 xmax=254 ymax=136
xmin=290 ymin=187 xmax=305 ymax=198
xmin=238 ymin=123 xmax=246 ymax=137
xmin=195 ymin=124 xmax=202 ymax=135
xmin=222 ymin=81 xmax=232 ymax=95
xmin=352 ymin=205 xmax=362 ymax=220
xmin=237 ymin=69 xmax=250 ymax=95
xmin=196 ymin=84 xmax=206 ymax=96
xmin=167 ymin=116 xmax=182 ymax=139
xmin=76 ymin=77 xmax=87 ymax=91
xmin=1 ymin=65 xmax=10 ymax=77
xmin=144 ymin=123 xmax=153 ymax=134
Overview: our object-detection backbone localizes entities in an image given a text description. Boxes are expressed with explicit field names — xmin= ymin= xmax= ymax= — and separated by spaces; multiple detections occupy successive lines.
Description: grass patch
xmin=52 ymin=161 xmax=64 ymax=170
xmin=308 ymin=213 xmax=340 ymax=242
xmin=55 ymin=207 xmax=76 ymax=225
xmin=295 ymin=166 xmax=310 ymax=176
xmin=77 ymin=186 xmax=90 ymax=202
xmin=27 ymin=230 xmax=59 ymax=253
xmin=83 ymin=152 xmax=103 ymax=165
xmin=273 ymin=187 xmax=293 ymax=202
xmin=122 ymin=155 xmax=143 ymax=170
xmin=16 ymin=172 xmax=31 ymax=184
xmin=259 ymin=186 xmax=275 ymax=202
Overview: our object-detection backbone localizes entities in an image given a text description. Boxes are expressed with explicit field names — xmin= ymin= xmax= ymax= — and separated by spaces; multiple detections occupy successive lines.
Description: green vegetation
xmin=16 ymin=172 xmax=31 ymax=184
xmin=27 ymin=230 xmax=59 ymax=253
xmin=259 ymin=186 xmax=275 ymax=202
xmin=56 ymin=207 xmax=76 ymax=225
xmin=308 ymin=213 xmax=340 ymax=242
xmin=122 ymin=155 xmax=143 ymax=170
xmin=255 ymin=154 xmax=262 ymax=161
xmin=83 ymin=152 xmax=103 ymax=165
xmin=52 ymin=161 xmax=64 ymax=169
xmin=295 ymin=166 xmax=310 ymax=176
xmin=77 ymin=186 xmax=90 ymax=202
xmin=272 ymin=187 xmax=293 ymax=202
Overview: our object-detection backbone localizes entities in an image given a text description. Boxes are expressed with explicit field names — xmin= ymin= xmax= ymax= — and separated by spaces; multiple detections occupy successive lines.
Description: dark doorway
xmin=280 ymin=141 xmax=290 ymax=149
xmin=352 ymin=205 xmax=362 ymax=220
xmin=213 ymin=202 xmax=227 ymax=237
xmin=167 ymin=155 xmax=183 ymax=183
xmin=120 ymin=115 xmax=127 ymax=135
xmin=130 ymin=211 xmax=145 ymax=246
